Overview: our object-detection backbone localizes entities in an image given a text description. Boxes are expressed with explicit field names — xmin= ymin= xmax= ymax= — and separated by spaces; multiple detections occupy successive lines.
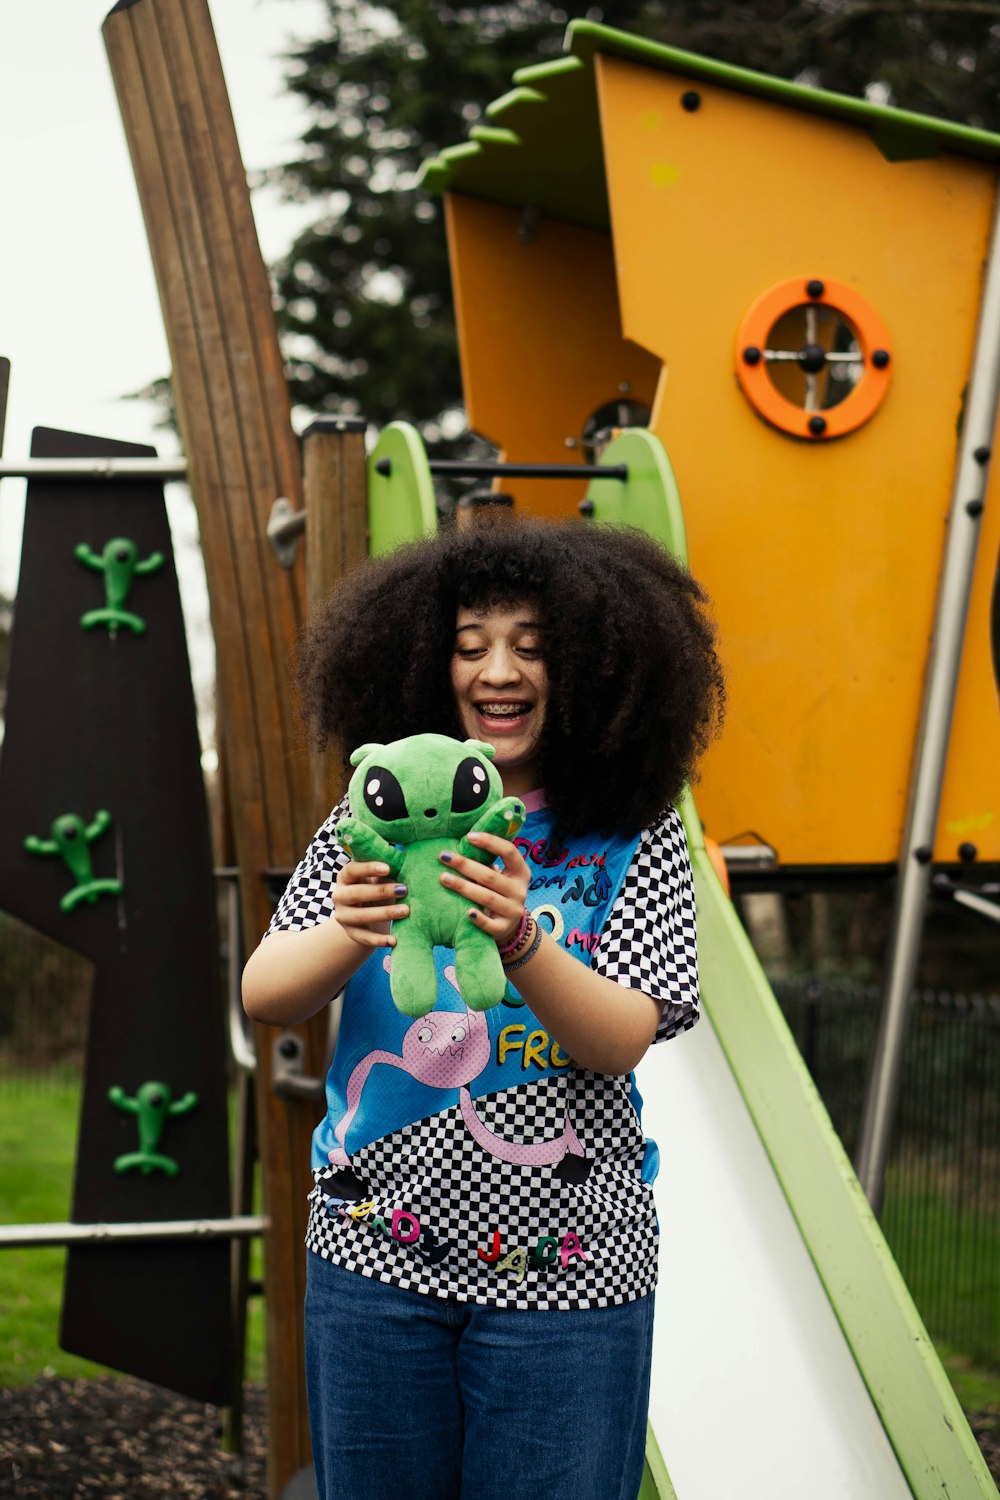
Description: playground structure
xmin=0 ymin=2 xmax=998 ymax=1498
xmin=419 ymin=23 xmax=1000 ymax=1211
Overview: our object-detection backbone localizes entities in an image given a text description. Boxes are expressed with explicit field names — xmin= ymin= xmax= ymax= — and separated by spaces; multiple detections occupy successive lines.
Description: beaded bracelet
xmin=497 ymin=908 xmax=529 ymax=957
xmin=501 ymin=918 xmax=542 ymax=975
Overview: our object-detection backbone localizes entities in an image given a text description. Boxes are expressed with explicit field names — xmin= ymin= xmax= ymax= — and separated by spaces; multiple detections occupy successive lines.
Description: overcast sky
xmin=8 ymin=13 xmax=994 ymax=1448
xmin=0 ymin=0 xmax=329 ymax=737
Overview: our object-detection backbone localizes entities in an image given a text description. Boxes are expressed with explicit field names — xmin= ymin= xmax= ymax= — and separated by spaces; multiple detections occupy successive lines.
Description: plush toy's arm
xmin=459 ymin=797 xmax=526 ymax=862
xmin=335 ymin=817 xmax=404 ymax=876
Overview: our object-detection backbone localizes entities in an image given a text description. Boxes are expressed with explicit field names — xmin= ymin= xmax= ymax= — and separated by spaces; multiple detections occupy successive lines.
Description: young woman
xmin=242 ymin=517 xmax=724 ymax=1500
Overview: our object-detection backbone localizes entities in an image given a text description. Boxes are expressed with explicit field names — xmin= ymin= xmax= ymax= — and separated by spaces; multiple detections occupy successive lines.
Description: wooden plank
xmin=0 ymin=356 xmax=10 ymax=449
xmin=103 ymin=2 xmax=326 ymax=1489
xmin=302 ymin=418 xmax=369 ymax=825
xmin=105 ymin=1 xmax=300 ymax=856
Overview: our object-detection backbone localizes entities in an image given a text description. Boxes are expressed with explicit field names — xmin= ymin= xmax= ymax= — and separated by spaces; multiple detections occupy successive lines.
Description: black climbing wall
xmin=0 ymin=427 xmax=232 ymax=1403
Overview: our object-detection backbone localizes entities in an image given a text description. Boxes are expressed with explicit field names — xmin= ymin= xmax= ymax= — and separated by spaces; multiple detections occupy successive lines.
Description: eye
xmin=452 ymin=756 xmax=490 ymax=813
xmin=363 ymin=766 xmax=407 ymax=821
xmin=450 ymin=1025 xmax=467 ymax=1044
xmin=417 ymin=1027 xmax=433 ymax=1043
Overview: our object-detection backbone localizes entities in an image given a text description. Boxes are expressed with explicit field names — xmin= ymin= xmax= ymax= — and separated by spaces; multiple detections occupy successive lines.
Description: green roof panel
xmin=418 ymin=19 xmax=1000 ymax=225
xmin=419 ymin=53 xmax=608 ymax=229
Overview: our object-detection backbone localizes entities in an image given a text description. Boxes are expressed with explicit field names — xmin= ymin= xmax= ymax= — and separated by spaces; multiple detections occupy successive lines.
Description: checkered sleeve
xmin=266 ymin=797 xmax=351 ymax=935
xmin=592 ymin=808 xmax=700 ymax=1043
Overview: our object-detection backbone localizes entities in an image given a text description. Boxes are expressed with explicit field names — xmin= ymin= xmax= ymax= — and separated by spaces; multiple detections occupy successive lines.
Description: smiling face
xmin=450 ymin=602 xmax=549 ymax=796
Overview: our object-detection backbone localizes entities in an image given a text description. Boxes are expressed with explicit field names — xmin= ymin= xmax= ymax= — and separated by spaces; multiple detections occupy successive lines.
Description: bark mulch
xmin=1 ymin=1376 xmax=998 ymax=1497
xmin=0 ymin=1378 xmax=267 ymax=1498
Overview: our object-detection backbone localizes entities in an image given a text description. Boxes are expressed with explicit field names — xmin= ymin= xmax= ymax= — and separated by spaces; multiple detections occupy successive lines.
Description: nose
xmin=479 ymin=642 xmax=520 ymax=685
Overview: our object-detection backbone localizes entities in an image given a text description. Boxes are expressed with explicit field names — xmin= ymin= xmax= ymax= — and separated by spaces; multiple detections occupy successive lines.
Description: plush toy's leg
xmin=387 ymin=926 xmax=438 ymax=1018
xmin=453 ymin=924 xmax=505 ymax=1012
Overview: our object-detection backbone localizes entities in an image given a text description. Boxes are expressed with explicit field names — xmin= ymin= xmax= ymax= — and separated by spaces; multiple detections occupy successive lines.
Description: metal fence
xmin=0 ymin=912 xmax=90 ymax=1081
xmin=774 ymin=978 xmax=1000 ymax=1370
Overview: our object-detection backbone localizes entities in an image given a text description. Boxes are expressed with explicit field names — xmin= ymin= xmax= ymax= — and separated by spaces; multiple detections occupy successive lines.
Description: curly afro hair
xmin=297 ymin=519 xmax=725 ymax=839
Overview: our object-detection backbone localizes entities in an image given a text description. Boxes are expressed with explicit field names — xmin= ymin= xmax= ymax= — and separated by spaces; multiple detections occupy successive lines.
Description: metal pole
xmin=225 ymin=873 xmax=258 ymax=1073
xmin=0 ymin=1215 xmax=268 ymax=1249
xmin=0 ymin=458 xmax=189 ymax=481
xmin=855 ymin=191 xmax=1000 ymax=1214
xmin=374 ymin=458 xmax=629 ymax=481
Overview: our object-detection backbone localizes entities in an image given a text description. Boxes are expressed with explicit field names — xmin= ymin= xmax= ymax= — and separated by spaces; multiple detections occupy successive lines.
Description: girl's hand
xmin=333 ymin=860 xmax=409 ymax=949
xmin=439 ymin=832 xmax=530 ymax=948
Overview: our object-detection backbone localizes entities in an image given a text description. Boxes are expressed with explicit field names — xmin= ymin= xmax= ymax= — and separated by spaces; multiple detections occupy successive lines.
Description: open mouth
xmin=474 ymin=701 xmax=533 ymax=730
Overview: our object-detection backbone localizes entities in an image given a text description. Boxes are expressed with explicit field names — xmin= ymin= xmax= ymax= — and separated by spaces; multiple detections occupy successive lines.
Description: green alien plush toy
xmin=335 ymin=734 xmax=526 ymax=1017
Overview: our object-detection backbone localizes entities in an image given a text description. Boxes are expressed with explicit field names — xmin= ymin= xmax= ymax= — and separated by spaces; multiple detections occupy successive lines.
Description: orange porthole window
xmin=735 ymin=277 xmax=892 ymax=440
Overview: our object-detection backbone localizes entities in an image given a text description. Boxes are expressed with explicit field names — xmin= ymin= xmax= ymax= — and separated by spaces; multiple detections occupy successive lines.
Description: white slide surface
xmin=637 ymin=1001 xmax=912 ymax=1499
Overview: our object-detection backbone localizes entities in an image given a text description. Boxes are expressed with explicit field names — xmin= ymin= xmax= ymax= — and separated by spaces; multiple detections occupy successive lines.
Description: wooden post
xmin=455 ymin=490 xmax=514 ymax=528
xmin=302 ymin=418 xmax=369 ymax=822
xmin=0 ymin=356 xmax=10 ymax=449
xmin=103 ymin=2 xmax=326 ymax=1489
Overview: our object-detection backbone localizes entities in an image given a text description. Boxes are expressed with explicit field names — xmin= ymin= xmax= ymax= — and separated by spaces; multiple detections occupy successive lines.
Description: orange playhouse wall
xmin=445 ymin=193 xmax=660 ymax=520
xmin=590 ymin=54 xmax=1000 ymax=868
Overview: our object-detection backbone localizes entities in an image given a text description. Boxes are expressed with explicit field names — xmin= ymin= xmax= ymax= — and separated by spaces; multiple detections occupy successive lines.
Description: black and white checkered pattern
xmin=595 ymin=808 xmax=700 ymax=1043
xmin=267 ymin=798 xmax=350 ymax=935
xmin=305 ymin=1073 xmax=660 ymax=1310
xmin=273 ymin=802 xmax=698 ymax=1308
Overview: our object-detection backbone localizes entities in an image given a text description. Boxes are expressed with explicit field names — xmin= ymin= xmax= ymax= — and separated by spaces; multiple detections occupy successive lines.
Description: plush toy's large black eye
xmin=363 ymin=766 xmax=408 ymax=821
xmin=452 ymin=756 xmax=490 ymax=814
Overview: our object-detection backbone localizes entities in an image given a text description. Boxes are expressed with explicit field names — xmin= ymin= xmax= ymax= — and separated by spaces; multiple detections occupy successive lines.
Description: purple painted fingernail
xmin=468 ymin=909 xmax=479 ymax=921
xmin=394 ymin=885 xmax=407 ymax=896
xmin=439 ymin=851 xmax=453 ymax=864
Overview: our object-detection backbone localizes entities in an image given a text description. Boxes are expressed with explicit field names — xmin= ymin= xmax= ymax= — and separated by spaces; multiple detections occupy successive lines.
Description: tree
xmin=273 ymin=1 xmax=603 ymax=443
xmin=272 ymin=0 xmax=1000 ymax=442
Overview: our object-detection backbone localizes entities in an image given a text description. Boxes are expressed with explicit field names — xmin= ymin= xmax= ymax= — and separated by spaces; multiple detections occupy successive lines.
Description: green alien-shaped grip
xmin=75 ymin=536 xmax=164 ymax=635
xmin=24 ymin=810 xmax=123 ymax=913
xmin=108 ymin=1080 xmax=199 ymax=1177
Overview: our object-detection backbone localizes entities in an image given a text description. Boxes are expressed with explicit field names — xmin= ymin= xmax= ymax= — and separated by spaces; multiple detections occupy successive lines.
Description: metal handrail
xmin=0 ymin=458 xmax=188 ymax=481
xmin=0 ymin=1215 xmax=268 ymax=1249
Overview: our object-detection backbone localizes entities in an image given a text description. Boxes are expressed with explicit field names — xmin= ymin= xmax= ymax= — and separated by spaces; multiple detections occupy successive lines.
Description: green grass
xmin=940 ymin=1347 xmax=1000 ymax=1414
xmin=882 ymin=1166 xmax=1000 ymax=1374
xmin=0 ymin=1073 xmax=264 ymax=1389
xmin=0 ymin=1078 xmax=111 ymax=1383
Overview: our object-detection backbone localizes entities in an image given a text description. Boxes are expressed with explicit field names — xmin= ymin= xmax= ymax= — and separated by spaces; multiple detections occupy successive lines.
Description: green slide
xmin=583 ymin=433 xmax=998 ymax=1499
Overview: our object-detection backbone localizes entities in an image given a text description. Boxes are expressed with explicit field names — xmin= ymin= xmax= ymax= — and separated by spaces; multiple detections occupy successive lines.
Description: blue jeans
xmin=304 ymin=1252 xmax=654 ymax=1500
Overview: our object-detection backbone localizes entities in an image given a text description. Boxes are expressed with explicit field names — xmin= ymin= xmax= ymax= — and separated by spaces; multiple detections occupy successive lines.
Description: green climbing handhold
xmin=75 ymin=536 xmax=164 ymax=635
xmin=24 ymin=810 xmax=123 ymax=913
xmin=108 ymin=1080 xmax=199 ymax=1176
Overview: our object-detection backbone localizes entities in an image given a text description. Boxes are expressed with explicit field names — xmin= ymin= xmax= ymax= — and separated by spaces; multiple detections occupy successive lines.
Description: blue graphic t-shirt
xmin=268 ymin=796 xmax=699 ymax=1311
